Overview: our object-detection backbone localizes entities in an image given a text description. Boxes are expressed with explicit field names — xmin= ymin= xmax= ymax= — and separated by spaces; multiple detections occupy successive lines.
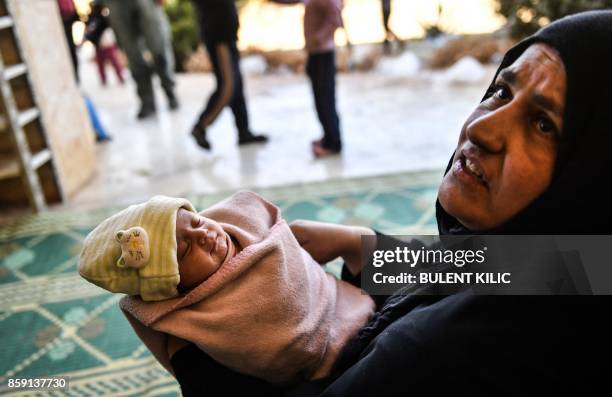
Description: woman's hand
xmin=289 ymin=220 xmax=375 ymax=275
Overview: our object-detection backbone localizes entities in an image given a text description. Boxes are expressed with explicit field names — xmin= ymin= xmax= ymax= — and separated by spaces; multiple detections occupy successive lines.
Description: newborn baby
xmin=78 ymin=191 xmax=374 ymax=384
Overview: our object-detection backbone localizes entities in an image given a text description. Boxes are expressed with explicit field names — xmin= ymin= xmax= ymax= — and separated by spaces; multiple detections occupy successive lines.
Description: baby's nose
xmin=204 ymin=230 xmax=217 ymax=245
xmin=193 ymin=228 xmax=217 ymax=246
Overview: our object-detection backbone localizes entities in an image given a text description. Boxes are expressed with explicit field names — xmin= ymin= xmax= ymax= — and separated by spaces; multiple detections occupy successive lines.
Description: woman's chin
xmin=438 ymin=179 xmax=464 ymax=218
xmin=438 ymin=184 xmax=484 ymax=231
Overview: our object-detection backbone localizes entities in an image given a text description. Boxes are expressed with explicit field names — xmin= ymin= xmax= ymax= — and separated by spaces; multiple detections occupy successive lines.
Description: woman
xmin=168 ymin=11 xmax=612 ymax=395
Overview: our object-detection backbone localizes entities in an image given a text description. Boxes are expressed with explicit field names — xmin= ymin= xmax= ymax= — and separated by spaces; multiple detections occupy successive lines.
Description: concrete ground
xmin=70 ymin=47 xmax=495 ymax=210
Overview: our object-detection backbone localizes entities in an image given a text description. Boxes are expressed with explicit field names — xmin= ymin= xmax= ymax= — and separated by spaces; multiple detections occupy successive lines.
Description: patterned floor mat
xmin=0 ymin=170 xmax=442 ymax=396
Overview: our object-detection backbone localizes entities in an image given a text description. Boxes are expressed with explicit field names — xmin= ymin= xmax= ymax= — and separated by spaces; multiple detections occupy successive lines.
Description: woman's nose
xmin=465 ymin=105 xmax=514 ymax=153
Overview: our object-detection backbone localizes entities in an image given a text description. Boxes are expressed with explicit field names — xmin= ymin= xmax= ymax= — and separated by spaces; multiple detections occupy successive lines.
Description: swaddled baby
xmin=78 ymin=191 xmax=375 ymax=384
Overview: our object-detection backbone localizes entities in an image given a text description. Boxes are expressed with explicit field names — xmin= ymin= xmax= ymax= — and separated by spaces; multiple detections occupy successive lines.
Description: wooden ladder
xmin=0 ymin=1 xmax=64 ymax=212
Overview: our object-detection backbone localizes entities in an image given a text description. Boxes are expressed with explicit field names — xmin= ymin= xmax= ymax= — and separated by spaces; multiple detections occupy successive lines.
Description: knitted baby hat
xmin=78 ymin=196 xmax=196 ymax=301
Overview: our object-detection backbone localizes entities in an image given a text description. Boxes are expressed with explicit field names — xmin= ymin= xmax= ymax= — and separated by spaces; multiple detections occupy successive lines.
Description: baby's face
xmin=175 ymin=208 xmax=231 ymax=290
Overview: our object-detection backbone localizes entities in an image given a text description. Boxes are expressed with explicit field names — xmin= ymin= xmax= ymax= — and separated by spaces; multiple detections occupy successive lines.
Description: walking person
xmin=85 ymin=1 xmax=125 ymax=86
xmin=105 ymin=0 xmax=178 ymax=119
xmin=272 ymin=0 xmax=344 ymax=158
xmin=190 ymin=0 xmax=268 ymax=150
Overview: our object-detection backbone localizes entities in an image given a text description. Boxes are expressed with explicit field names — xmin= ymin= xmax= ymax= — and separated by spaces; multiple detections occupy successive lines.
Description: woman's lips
xmin=454 ymin=153 xmax=489 ymax=188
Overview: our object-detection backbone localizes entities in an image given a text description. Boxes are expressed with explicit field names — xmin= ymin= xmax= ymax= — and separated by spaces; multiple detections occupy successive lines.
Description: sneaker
xmin=238 ymin=131 xmax=269 ymax=145
xmin=137 ymin=104 xmax=156 ymax=120
xmin=191 ymin=122 xmax=211 ymax=150
xmin=96 ymin=134 xmax=112 ymax=143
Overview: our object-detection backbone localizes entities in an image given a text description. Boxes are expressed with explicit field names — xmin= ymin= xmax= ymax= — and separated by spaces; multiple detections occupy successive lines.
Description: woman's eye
xmin=493 ymin=85 xmax=511 ymax=100
xmin=484 ymin=84 xmax=511 ymax=102
xmin=536 ymin=116 xmax=556 ymax=134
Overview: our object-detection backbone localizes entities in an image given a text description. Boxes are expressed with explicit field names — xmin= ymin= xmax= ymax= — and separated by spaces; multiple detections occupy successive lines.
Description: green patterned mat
xmin=0 ymin=170 xmax=441 ymax=396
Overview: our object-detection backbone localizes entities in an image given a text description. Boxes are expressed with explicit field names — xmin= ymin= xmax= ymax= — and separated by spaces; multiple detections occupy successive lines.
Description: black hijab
xmin=436 ymin=11 xmax=612 ymax=235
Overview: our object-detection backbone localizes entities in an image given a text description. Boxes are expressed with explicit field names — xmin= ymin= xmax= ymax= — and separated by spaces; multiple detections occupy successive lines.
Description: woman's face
xmin=175 ymin=208 xmax=231 ymax=290
xmin=438 ymin=43 xmax=566 ymax=231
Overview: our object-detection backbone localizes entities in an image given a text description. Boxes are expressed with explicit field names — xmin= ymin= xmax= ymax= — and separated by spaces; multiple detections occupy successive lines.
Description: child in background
xmin=85 ymin=0 xmax=124 ymax=86
xmin=78 ymin=191 xmax=374 ymax=384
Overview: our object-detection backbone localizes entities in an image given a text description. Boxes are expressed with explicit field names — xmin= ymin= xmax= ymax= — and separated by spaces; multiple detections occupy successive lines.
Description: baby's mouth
xmin=209 ymin=236 xmax=218 ymax=255
xmin=218 ymin=234 xmax=232 ymax=263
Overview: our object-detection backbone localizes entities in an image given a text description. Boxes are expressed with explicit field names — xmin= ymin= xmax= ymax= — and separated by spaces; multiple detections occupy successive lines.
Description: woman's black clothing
xmin=170 ymin=344 xmax=283 ymax=397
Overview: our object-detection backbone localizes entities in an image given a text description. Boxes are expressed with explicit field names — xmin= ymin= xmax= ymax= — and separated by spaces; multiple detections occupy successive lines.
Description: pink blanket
xmin=120 ymin=191 xmax=375 ymax=384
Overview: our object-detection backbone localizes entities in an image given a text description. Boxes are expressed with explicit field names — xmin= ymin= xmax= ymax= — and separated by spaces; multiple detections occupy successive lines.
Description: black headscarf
xmin=436 ymin=11 xmax=612 ymax=235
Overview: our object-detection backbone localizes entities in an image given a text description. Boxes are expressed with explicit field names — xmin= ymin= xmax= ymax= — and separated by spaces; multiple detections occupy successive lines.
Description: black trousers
xmin=197 ymin=38 xmax=250 ymax=133
xmin=306 ymin=51 xmax=342 ymax=152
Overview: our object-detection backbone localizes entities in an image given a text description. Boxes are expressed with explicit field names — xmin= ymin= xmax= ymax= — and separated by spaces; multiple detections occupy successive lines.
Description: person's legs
xmin=84 ymin=95 xmax=111 ymax=142
xmin=227 ymin=45 xmax=268 ymax=145
xmin=107 ymin=46 xmax=125 ymax=84
xmin=306 ymin=54 xmax=324 ymax=130
xmin=307 ymin=53 xmax=329 ymax=151
xmin=307 ymin=51 xmax=342 ymax=154
xmin=106 ymin=0 xmax=155 ymax=118
xmin=228 ymin=45 xmax=249 ymax=133
xmin=95 ymin=47 xmax=107 ymax=85
xmin=190 ymin=40 xmax=224 ymax=150
xmin=382 ymin=0 xmax=392 ymax=36
xmin=199 ymin=41 xmax=224 ymax=125
xmin=137 ymin=0 xmax=177 ymax=109
xmin=381 ymin=0 xmax=399 ymax=53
